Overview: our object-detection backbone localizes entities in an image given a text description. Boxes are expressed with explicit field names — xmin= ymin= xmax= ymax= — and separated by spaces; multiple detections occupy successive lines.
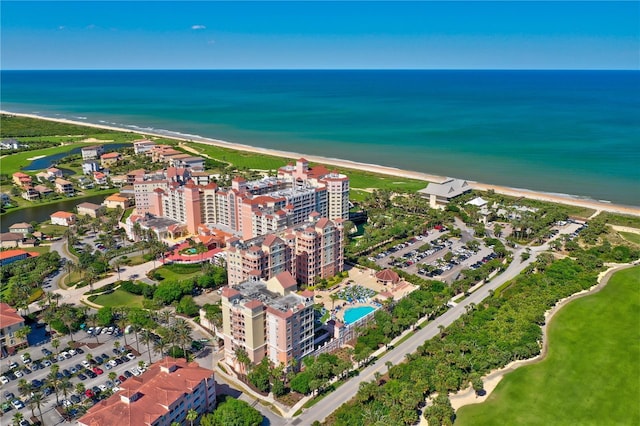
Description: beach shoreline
xmin=3 ymin=110 xmax=639 ymax=216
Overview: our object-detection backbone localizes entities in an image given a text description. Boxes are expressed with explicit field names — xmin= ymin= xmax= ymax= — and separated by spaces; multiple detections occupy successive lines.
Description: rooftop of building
xmin=77 ymin=357 xmax=214 ymax=426
xmin=0 ymin=232 xmax=24 ymax=241
xmin=231 ymin=273 xmax=309 ymax=313
xmin=77 ymin=202 xmax=103 ymax=210
xmin=0 ymin=302 xmax=25 ymax=328
xmin=9 ymin=222 xmax=32 ymax=229
xmin=0 ymin=249 xmax=38 ymax=261
xmin=101 ymin=152 xmax=122 ymax=159
xmin=51 ymin=211 xmax=76 ymax=218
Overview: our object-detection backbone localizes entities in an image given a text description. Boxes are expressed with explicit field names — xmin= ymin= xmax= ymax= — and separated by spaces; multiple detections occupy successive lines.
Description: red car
xmin=92 ymin=367 xmax=103 ymax=375
xmin=85 ymin=389 xmax=95 ymax=398
xmin=118 ymin=375 xmax=127 ymax=382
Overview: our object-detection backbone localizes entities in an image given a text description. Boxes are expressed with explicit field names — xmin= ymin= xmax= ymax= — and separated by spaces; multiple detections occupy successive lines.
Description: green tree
xmin=96 ymin=306 xmax=114 ymax=326
xmin=12 ymin=412 xmax=24 ymax=426
xmin=186 ymin=408 xmax=198 ymax=426
xmin=176 ymin=295 xmax=199 ymax=317
xmin=200 ymin=397 xmax=263 ymax=426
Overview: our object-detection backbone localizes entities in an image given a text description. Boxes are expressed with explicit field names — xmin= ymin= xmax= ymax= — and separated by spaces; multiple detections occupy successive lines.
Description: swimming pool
xmin=343 ymin=306 xmax=376 ymax=324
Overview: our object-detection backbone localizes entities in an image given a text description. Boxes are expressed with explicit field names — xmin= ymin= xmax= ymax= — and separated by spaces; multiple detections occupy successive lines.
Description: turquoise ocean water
xmin=1 ymin=70 xmax=638 ymax=205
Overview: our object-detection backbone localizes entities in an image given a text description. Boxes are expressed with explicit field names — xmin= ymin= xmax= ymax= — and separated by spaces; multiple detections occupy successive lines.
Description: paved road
xmin=290 ymin=223 xmax=580 ymax=425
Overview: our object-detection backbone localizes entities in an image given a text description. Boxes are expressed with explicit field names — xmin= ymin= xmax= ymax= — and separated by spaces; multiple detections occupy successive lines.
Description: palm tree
xmin=108 ymin=372 xmax=117 ymax=382
xmin=140 ymin=329 xmax=154 ymax=364
xmin=64 ymin=260 xmax=77 ymax=285
xmin=12 ymin=412 xmax=24 ymax=426
xmin=88 ymin=313 xmax=101 ymax=344
xmin=114 ymin=340 xmax=121 ymax=353
xmin=51 ymin=338 xmax=60 ymax=357
xmin=172 ymin=319 xmax=192 ymax=360
xmin=234 ymin=347 xmax=251 ymax=375
xmin=186 ymin=408 xmax=198 ymax=426
xmin=75 ymin=382 xmax=86 ymax=396
xmin=47 ymin=367 xmax=62 ymax=406
xmin=59 ymin=304 xmax=78 ymax=343
xmin=116 ymin=310 xmax=129 ymax=347
xmin=60 ymin=377 xmax=73 ymax=401
xmin=153 ymin=337 xmax=169 ymax=360
xmin=158 ymin=309 xmax=172 ymax=326
xmin=113 ymin=258 xmax=122 ymax=280
xmin=17 ymin=378 xmax=33 ymax=401
xmin=30 ymin=389 xmax=48 ymax=425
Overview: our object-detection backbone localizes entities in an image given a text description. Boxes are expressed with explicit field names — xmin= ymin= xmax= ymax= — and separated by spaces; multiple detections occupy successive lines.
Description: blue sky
xmin=2 ymin=1 xmax=638 ymax=70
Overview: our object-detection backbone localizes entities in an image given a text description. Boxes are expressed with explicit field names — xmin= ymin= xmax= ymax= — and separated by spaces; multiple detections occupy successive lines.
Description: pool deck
xmin=315 ymin=265 xmax=417 ymax=323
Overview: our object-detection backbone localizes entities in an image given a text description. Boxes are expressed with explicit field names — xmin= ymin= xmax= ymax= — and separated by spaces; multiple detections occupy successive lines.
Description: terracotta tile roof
xmin=244 ymin=300 xmax=263 ymax=310
xmin=0 ymin=249 xmax=38 ymax=261
xmin=272 ymin=271 xmax=297 ymax=290
xmin=0 ymin=302 xmax=24 ymax=328
xmin=51 ymin=211 xmax=76 ymax=219
xmin=0 ymin=232 xmax=24 ymax=242
xmin=375 ymin=269 xmax=400 ymax=283
xmin=78 ymin=357 xmax=214 ymax=426
xmin=101 ymin=152 xmax=121 ymax=159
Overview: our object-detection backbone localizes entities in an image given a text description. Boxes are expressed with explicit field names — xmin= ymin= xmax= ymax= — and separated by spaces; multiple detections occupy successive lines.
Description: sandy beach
xmin=3 ymin=110 xmax=639 ymax=216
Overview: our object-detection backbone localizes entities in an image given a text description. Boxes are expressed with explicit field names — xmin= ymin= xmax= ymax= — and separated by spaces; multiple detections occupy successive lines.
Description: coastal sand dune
xmin=3 ymin=110 xmax=639 ymax=216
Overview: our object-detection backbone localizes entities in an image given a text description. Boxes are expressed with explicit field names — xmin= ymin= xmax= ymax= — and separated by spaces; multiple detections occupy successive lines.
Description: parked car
xmin=92 ymin=367 xmax=103 ymax=375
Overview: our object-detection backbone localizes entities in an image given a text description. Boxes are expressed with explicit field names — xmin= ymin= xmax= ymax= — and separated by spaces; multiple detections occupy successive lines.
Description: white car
xmin=69 ymin=349 xmax=77 ymax=356
xmin=131 ymin=367 xmax=141 ymax=376
xmin=42 ymin=360 xmax=52 ymax=368
xmin=62 ymin=399 xmax=72 ymax=408
xmin=11 ymin=399 xmax=24 ymax=409
xmin=14 ymin=370 xmax=23 ymax=378
xmin=87 ymin=327 xmax=94 ymax=334
xmin=82 ymin=360 xmax=91 ymax=368
xmin=108 ymin=360 xmax=117 ymax=367
xmin=98 ymin=384 xmax=107 ymax=392
xmin=0 ymin=376 xmax=9 ymax=385
xmin=126 ymin=353 xmax=136 ymax=361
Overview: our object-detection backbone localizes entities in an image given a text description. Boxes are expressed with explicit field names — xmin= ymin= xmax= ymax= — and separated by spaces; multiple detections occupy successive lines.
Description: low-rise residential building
xmin=54 ymin=178 xmax=75 ymax=196
xmin=77 ymin=202 xmax=105 ymax=218
xmin=77 ymin=357 xmax=216 ymax=426
xmin=93 ymin=171 xmax=108 ymax=185
xmin=22 ymin=187 xmax=40 ymax=201
xmin=133 ymin=139 xmax=155 ymax=155
xmin=126 ymin=169 xmax=147 ymax=184
xmin=36 ymin=171 xmax=55 ymax=183
xmin=82 ymin=160 xmax=101 ymax=175
xmin=12 ymin=172 xmax=32 ymax=188
xmin=50 ymin=211 xmax=77 ymax=227
xmin=103 ymin=193 xmax=130 ymax=209
xmin=0 ymin=233 xmax=24 ymax=248
xmin=0 ymin=303 xmax=27 ymax=357
xmin=0 ymin=249 xmax=39 ymax=266
xmin=8 ymin=223 xmax=33 ymax=236
xmin=76 ymin=176 xmax=94 ymax=190
xmin=221 ymin=272 xmax=315 ymax=370
xmin=46 ymin=167 xmax=63 ymax=178
xmin=100 ymin=152 xmax=122 ymax=167
xmin=81 ymin=145 xmax=104 ymax=160
xmin=33 ymin=184 xmax=54 ymax=198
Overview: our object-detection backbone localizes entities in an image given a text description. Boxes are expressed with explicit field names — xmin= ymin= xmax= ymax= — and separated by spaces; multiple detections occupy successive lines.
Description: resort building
xmin=77 ymin=357 xmax=216 ymax=426
xmin=0 ymin=249 xmax=39 ymax=266
xmin=418 ymin=178 xmax=472 ymax=209
xmin=133 ymin=139 xmax=156 ymax=155
xmin=103 ymin=193 xmax=130 ymax=209
xmin=134 ymin=180 xmax=170 ymax=215
xmin=221 ymin=272 xmax=315 ymax=370
xmin=50 ymin=211 xmax=77 ymax=227
xmin=81 ymin=145 xmax=104 ymax=160
xmin=0 ymin=303 xmax=27 ymax=357
xmin=226 ymin=216 xmax=344 ymax=286
xmin=8 ymin=222 xmax=33 ymax=236
xmin=277 ymin=158 xmax=350 ymax=221
xmin=100 ymin=152 xmax=122 ymax=167
xmin=77 ymin=202 xmax=105 ymax=218
xmin=54 ymin=178 xmax=75 ymax=196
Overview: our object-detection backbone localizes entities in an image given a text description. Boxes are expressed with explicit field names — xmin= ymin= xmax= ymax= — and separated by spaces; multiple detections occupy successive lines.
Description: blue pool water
xmin=343 ymin=306 xmax=376 ymax=325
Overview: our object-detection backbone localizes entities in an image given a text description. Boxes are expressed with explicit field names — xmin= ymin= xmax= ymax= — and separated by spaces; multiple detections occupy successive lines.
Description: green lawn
xmin=152 ymin=263 xmax=203 ymax=281
xmin=455 ymin=266 xmax=640 ymax=426
xmin=25 ymin=245 xmax=51 ymax=254
xmin=619 ymin=232 xmax=640 ymax=245
xmin=91 ymin=288 xmax=144 ymax=308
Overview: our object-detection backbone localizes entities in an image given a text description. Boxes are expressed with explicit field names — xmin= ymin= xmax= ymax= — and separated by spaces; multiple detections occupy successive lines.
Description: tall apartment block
xmin=221 ymin=272 xmax=315 ymax=370
xmin=226 ymin=216 xmax=344 ymax=286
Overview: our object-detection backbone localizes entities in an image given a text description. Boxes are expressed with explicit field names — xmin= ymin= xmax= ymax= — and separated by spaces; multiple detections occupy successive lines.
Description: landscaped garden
xmin=455 ymin=266 xmax=640 ymax=426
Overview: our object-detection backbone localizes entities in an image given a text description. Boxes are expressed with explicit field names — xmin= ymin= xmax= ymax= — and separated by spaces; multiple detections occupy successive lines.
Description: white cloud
xmin=191 ymin=25 xmax=206 ymax=30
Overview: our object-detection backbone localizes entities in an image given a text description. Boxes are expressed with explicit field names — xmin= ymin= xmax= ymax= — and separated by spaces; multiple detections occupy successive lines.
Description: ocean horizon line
xmin=2 ymin=68 xmax=638 ymax=72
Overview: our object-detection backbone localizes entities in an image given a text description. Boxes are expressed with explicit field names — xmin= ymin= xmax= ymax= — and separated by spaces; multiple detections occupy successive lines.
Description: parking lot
xmin=370 ymin=230 xmax=496 ymax=283
xmin=1 ymin=327 xmax=145 ymax=425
